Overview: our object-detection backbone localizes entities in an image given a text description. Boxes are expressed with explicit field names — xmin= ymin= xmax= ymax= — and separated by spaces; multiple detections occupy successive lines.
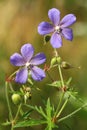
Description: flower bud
xmin=56 ymin=56 xmax=62 ymax=64
xmin=11 ymin=93 xmax=21 ymax=105
xmin=25 ymin=92 xmax=32 ymax=99
xmin=24 ymin=91 xmax=32 ymax=103
xmin=25 ymin=87 xmax=31 ymax=92
xmin=61 ymin=61 xmax=73 ymax=69
xmin=50 ymin=57 xmax=57 ymax=67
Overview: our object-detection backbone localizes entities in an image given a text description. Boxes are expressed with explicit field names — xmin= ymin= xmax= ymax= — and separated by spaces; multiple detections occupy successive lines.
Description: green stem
xmin=11 ymin=126 xmax=14 ymax=130
xmin=53 ymin=49 xmax=65 ymax=118
xmin=54 ymin=49 xmax=58 ymax=57
xmin=53 ymin=49 xmax=69 ymax=121
xmin=14 ymin=103 xmax=22 ymax=121
xmin=54 ymin=92 xmax=64 ymax=117
xmin=58 ymin=103 xmax=87 ymax=123
xmin=5 ymin=70 xmax=18 ymax=119
xmin=54 ymin=65 xmax=65 ymax=117
xmin=5 ymin=82 xmax=13 ymax=120
xmin=19 ymin=107 xmax=24 ymax=116
xmin=9 ymin=83 xmax=15 ymax=92
xmin=56 ymin=96 xmax=70 ymax=118
xmin=8 ymin=70 xmax=18 ymax=79
xmin=49 ymin=64 xmax=59 ymax=70
xmin=58 ymin=64 xmax=64 ymax=87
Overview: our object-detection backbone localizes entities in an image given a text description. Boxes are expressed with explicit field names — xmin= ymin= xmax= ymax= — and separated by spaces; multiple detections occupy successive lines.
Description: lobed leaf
xmin=48 ymin=81 xmax=61 ymax=88
xmin=14 ymin=119 xmax=46 ymax=128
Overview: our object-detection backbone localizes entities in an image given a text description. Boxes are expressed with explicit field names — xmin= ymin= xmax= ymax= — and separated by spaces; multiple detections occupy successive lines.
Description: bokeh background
xmin=0 ymin=0 xmax=87 ymax=130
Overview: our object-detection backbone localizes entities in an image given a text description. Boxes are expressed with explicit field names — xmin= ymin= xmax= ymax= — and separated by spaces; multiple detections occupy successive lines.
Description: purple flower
xmin=10 ymin=43 xmax=46 ymax=84
xmin=38 ymin=8 xmax=76 ymax=48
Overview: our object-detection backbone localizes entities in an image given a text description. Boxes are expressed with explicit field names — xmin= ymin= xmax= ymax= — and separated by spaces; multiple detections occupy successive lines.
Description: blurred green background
xmin=0 ymin=0 xmax=87 ymax=130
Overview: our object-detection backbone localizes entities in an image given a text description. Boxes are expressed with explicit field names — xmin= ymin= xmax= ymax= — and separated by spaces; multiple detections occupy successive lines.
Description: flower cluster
xmin=10 ymin=8 xmax=76 ymax=84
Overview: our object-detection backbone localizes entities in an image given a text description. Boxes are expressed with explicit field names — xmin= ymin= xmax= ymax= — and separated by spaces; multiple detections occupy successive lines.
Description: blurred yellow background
xmin=0 ymin=0 xmax=87 ymax=130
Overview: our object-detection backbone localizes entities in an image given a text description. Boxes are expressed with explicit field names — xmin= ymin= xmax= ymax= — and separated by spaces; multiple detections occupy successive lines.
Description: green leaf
xmin=45 ymin=123 xmax=57 ymax=130
xmin=46 ymin=98 xmax=52 ymax=118
xmin=24 ymin=104 xmax=36 ymax=109
xmin=66 ymin=77 xmax=72 ymax=86
xmin=45 ymin=98 xmax=57 ymax=129
xmin=65 ymin=90 xmax=78 ymax=100
xmin=35 ymin=106 xmax=47 ymax=118
xmin=45 ymin=125 xmax=51 ymax=130
xmin=24 ymin=104 xmax=47 ymax=118
xmin=23 ymin=100 xmax=57 ymax=129
xmin=14 ymin=119 xmax=46 ymax=128
xmin=22 ymin=109 xmax=33 ymax=119
xmin=48 ymin=81 xmax=61 ymax=88
xmin=45 ymin=124 xmax=58 ymax=130
xmin=2 ymin=121 xmax=11 ymax=126
xmin=28 ymin=78 xmax=33 ymax=85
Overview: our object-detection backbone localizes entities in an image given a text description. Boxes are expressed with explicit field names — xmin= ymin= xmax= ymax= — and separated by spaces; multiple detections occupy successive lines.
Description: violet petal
xmin=30 ymin=53 xmax=46 ymax=65
xmin=62 ymin=28 xmax=73 ymax=41
xmin=10 ymin=53 xmax=25 ymax=66
xmin=21 ymin=43 xmax=34 ymax=62
xmin=15 ymin=67 xmax=28 ymax=84
xmin=60 ymin=14 xmax=76 ymax=28
xmin=50 ymin=32 xmax=62 ymax=48
xmin=31 ymin=66 xmax=46 ymax=81
xmin=38 ymin=22 xmax=54 ymax=35
xmin=48 ymin=8 xmax=60 ymax=26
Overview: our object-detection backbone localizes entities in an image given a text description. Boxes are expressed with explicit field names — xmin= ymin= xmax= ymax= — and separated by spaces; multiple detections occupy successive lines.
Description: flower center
xmin=54 ymin=26 xmax=62 ymax=34
xmin=26 ymin=62 xmax=30 ymax=67
xmin=25 ymin=62 xmax=33 ymax=70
